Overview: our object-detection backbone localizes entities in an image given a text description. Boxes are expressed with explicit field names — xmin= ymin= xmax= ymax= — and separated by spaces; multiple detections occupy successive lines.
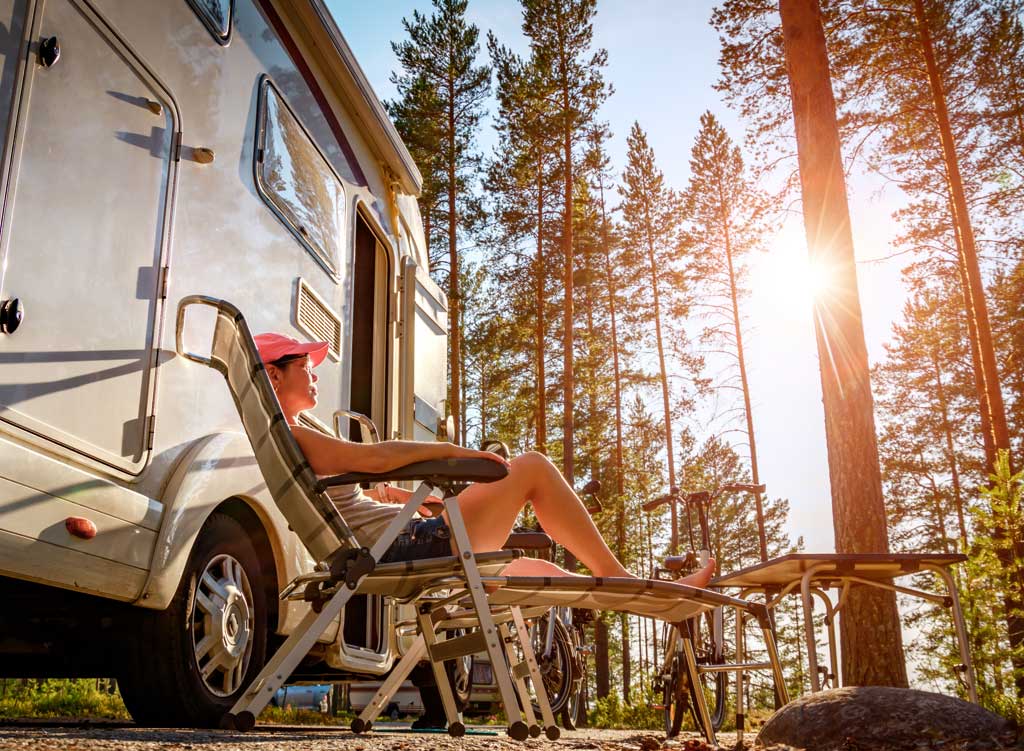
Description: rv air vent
xmin=296 ymin=279 xmax=341 ymax=361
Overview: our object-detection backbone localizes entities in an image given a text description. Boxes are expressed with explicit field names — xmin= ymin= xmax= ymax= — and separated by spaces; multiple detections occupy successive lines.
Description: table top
xmin=711 ymin=552 xmax=966 ymax=589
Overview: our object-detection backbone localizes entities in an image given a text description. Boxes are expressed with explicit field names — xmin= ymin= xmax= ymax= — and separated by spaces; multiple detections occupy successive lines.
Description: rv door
xmin=399 ymin=257 xmax=447 ymax=443
xmin=0 ymin=0 xmax=176 ymax=474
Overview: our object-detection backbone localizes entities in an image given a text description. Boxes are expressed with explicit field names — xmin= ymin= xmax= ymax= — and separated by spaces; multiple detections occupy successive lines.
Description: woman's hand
xmin=367 ymin=483 xmax=412 ymax=504
xmin=453 ymin=444 xmax=511 ymax=468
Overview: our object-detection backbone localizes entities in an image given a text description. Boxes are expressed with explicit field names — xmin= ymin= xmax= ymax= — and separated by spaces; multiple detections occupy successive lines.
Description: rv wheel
xmin=118 ymin=513 xmax=269 ymax=727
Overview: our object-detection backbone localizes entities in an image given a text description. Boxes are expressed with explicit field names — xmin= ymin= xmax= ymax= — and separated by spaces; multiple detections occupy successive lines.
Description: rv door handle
xmin=0 ymin=298 xmax=23 ymax=334
xmin=38 ymin=36 xmax=60 ymax=68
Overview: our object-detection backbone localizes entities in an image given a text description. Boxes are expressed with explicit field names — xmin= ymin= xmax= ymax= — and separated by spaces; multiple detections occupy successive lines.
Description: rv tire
xmin=118 ymin=513 xmax=269 ymax=727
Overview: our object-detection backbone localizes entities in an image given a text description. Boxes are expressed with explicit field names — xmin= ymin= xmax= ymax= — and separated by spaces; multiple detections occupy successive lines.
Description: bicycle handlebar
xmin=641 ymin=486 xmax=679 ymax=512
xmin=720 ymin=483 xmax=765 ymax=495
xmin=641 ymin=483 xmax=765 ymax=512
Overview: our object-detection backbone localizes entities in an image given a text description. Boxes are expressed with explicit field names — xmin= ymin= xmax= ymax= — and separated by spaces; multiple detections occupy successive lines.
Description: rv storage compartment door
xmin=0 ymin=0 xmax=176 ymax=474
xmin=399 ymin=257 xmax=447 ymax=442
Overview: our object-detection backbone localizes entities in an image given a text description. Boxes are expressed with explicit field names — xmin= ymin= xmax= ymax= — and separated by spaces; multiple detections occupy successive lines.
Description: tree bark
xmin=447 ymin=92 xmax=462 ymax=442
xmin=594 ymin=616 xmax=610 ymax=698
xmin=555 ymin=6 xmax=577 ymax=570
xmin=536 ymin=165 xmax=548 ymax=452
xmin=779 ymin=0 xmax=908 ymax=687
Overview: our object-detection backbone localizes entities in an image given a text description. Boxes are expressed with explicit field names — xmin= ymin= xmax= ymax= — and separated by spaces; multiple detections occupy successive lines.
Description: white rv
xmin=0 ymin=0 xmax=448 ymax=727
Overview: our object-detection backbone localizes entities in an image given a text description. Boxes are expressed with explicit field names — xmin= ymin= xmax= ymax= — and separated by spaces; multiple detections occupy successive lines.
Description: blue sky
xmin=328 ymin=0 xmax=910 ymax=555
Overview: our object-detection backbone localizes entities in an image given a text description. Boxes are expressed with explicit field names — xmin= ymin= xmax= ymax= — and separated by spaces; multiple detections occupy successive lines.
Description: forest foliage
xmin=387 ymin=0 xmax=1024 ymax=721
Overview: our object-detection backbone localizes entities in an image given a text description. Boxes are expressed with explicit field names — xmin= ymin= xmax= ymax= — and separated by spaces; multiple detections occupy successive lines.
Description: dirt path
xmin=0 ymin=723 xmax=747 ymax=751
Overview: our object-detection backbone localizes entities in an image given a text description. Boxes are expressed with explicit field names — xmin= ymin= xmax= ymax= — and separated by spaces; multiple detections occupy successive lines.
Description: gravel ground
xmin=0 ymin=723 xmax=745 ymax=751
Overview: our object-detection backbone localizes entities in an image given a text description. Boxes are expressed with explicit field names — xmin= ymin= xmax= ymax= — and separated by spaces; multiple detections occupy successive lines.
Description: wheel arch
xmin=136 ymin=432 xmax=308 ymax=630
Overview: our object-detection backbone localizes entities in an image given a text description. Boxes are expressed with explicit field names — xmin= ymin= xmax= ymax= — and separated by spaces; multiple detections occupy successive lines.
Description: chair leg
xmin=680 ymin=625 xmax=716 ymax=746
xmin=510 ymin=606 xmax=560 ymax=740
xmin=225 ymin=583 xmax=358 ymax=729
xmin=418 ymin=608 xmax=466 ymax=737
xmin=444 ymin=497 xmax=529 ymax=741
xmin=352 ymin=634 xmax=428 ymax=733
xmin=499 ymin=621 xmax=540 ymax=735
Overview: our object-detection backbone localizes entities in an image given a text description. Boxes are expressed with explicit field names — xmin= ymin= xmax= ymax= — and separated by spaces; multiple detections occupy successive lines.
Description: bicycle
xmin=643 ymin=481 xmax=765 ymax=736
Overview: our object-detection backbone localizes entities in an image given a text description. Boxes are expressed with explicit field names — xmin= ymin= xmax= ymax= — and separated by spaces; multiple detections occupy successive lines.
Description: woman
xmin=255 ymin=332 xmax=716 ymax=586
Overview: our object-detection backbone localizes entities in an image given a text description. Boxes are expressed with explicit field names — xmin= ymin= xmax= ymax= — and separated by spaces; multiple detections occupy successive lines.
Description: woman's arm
xmin=291 ymin=425 xmax=508 ymax=477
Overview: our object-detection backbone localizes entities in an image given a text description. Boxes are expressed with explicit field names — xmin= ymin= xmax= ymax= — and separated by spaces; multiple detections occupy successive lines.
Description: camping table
xmin=711 ymin=553 xmax=976 ymax=702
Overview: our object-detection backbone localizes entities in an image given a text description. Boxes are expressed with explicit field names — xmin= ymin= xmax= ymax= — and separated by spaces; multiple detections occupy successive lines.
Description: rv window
xmin=186 ymin=0 xmax=232 ymax=44
xmin=256 ymin=80 xmax=345 ymax=279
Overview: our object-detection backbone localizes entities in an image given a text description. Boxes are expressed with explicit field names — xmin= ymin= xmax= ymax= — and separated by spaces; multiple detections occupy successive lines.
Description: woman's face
xmin=269 ymin=355 xmax=318 ymax=414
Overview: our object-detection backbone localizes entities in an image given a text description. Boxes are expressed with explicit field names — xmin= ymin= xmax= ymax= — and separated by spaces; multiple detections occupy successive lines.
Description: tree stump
xmin=757 ymin=687 xmax=1016 ymax=750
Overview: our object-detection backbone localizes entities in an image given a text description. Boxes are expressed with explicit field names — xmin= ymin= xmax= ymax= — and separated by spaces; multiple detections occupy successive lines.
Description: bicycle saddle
xmin=663 ymin=553 xmax=698 ymax=572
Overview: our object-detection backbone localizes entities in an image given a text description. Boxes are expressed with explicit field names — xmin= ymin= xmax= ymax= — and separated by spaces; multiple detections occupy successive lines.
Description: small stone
xmin=757 ymin=687 xmax=1017 ymax=751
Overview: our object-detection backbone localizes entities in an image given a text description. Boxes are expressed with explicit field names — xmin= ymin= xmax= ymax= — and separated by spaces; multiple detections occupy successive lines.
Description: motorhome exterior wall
xmin=0 ymin=0 xmax=429 ymax=698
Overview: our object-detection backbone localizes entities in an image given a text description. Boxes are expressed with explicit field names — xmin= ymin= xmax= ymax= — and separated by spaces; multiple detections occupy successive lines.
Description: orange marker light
xmin=65 ymin=517 xmax=97 ymax=540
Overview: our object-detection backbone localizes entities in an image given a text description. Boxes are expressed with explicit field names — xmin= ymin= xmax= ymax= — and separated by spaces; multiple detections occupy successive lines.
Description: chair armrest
xmin=319 ymin=457 xmax=508 ymax=490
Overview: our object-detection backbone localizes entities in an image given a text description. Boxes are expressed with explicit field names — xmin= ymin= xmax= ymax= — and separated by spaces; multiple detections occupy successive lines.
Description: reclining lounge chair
xmin=175 ymin=295 xmax=788 ymax=744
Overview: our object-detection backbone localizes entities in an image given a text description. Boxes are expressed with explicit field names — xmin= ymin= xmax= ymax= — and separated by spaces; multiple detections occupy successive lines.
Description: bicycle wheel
xmin=529 ymin=614 xmax=576 ymax=716
xmin=687 ymin=610 xmax=727 ymax=732
xmin=662 ymin=655 xmax=686 ymax=737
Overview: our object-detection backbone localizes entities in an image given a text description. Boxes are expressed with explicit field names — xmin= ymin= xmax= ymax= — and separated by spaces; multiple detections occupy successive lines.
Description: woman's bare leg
xmin=449 ymin=452 xmax=630 ymax=577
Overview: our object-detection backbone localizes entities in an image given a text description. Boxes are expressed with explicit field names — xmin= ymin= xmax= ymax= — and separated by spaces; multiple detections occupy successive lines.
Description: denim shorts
xmin=380 ymin=516 xmax=454 ymax=563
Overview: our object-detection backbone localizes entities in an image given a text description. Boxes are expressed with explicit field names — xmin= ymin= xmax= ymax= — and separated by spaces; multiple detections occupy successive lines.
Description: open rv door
xmin=399 ymin=257 xmax=447 ymax=442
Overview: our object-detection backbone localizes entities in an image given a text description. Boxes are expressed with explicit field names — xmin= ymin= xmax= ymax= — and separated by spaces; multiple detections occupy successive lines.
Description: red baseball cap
xmin=254 ymin=332 xmax=330 ymax=368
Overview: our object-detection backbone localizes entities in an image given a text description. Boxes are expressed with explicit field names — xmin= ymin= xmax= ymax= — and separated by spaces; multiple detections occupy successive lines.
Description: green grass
xmin=0 ymin=679 xmax=129 ymax=720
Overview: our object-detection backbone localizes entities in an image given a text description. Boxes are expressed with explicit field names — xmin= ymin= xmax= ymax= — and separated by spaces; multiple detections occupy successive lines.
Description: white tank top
xmin=325 ymin=482 xmax=411 ymax=549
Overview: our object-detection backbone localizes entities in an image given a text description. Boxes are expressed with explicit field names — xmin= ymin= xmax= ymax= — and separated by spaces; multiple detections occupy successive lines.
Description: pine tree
xmin=778 ymin=0 xmax=908 ymax=687
xmin=682 ymin=111 xmax=772 ymax=561
xmin=486 ymin=38 xmax=562 ymax=454
xmin=520 ymin=0 xmax=610 ymax=501
xmin=619 ymin=123 xmax=687 ymax=554
xmin=390 ymin=0 xmax=491 ymax=441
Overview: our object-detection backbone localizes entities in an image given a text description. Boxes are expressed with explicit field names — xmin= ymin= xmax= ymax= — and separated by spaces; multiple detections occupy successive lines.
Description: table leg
xmin=801 ymin=564 xmax=827 ymax=692
xmin=924 ymin=563 xmax=978 ymax=704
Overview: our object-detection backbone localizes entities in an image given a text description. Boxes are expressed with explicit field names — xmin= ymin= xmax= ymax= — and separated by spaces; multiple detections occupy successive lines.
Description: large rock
xmin=756 ymin=687 xmax=1017 ymax=750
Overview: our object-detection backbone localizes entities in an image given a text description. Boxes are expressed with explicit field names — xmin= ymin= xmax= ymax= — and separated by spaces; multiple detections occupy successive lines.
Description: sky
xmin=327 ymin=0 xmax=911 ymax=555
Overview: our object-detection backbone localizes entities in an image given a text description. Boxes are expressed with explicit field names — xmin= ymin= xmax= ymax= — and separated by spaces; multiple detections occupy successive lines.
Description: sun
xmin=752 ymin=227 xmax=835 ymax=310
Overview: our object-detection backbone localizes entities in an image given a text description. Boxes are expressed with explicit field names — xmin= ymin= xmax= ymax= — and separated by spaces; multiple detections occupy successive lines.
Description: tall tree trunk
xmin=642 ymin=204 xmax=678 ymax=554
xmin=560 ymin=110 xmax=577 ymax=572
xmin=931 ymin=351 xmax=968 ymax=547
xmin=447 ymin=95 xmax=462 ymax=442
xmin=621 ymin=612 xmax=631 ymax=701
xmin=912 ymin=0 xmax=1012 ymax=467
xmin=536 ymin=165 xmax=548 ymax=453
xmin=912 ymin=0 xmax=1023 ymax=692
xmin=598 ymin=179 xmax=622 ymax=692
xmin=952 ymin=237 xmax=997 ymax=470
xmin=553 ymin=4 xmax=576 ymax=511
xmin=722 ymin=218 xmax=768 ymax=561
xmin=779 ymin=0 xmax=908 ymax=687
xmin=595 ymin=616 xmax=610 ymax=698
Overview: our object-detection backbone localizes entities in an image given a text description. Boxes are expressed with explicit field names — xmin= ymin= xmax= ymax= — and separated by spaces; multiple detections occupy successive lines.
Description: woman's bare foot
xmin=677 ymin=558 xmax=716 ymax=589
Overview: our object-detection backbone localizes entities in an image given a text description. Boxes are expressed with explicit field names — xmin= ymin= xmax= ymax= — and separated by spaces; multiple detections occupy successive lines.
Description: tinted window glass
xmin=257 ymin=80 xmax=346 ymax=278
xmin=187 ymin=0 xmax=232 ymax=43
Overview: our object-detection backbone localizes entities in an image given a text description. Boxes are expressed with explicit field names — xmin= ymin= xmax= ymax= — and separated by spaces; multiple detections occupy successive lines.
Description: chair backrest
xmin=176 ymin=295 xmax=361 ymax=562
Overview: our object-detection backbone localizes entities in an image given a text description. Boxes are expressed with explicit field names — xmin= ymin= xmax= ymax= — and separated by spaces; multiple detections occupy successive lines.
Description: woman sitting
xmin=254 ymin=332 xmax=716 ymax=587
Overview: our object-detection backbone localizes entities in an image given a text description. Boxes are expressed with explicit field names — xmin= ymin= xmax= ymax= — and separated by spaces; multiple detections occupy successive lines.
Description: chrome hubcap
xmin=191 ymin=553 xmax=254 ymax=697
